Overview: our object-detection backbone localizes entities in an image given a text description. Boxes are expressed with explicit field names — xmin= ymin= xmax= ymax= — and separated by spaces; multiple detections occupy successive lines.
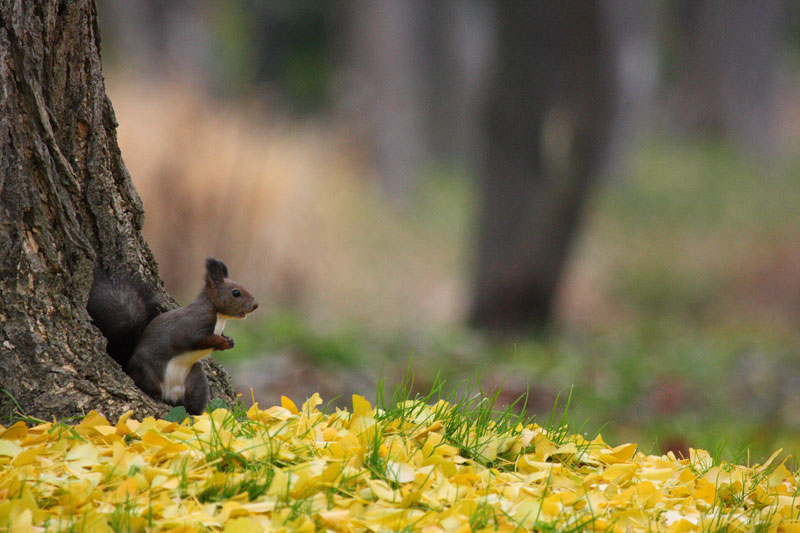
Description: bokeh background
xmin=98 ymin=1 xmax=800 ymax=462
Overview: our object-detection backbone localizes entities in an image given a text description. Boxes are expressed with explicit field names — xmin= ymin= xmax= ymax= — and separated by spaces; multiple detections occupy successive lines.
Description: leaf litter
xmin=0 ymin=393 xmax=799 ymax=532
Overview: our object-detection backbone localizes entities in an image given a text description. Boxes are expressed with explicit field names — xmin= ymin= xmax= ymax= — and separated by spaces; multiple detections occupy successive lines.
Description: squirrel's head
xmin=205 ymin=258 xmax=259 ymax=318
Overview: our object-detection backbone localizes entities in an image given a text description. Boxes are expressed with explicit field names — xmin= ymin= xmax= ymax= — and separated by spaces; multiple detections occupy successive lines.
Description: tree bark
xmin=0 ymin=0 xmax=236 ymax=424
xmin=470 ymin=2 xmax=616 ymax=334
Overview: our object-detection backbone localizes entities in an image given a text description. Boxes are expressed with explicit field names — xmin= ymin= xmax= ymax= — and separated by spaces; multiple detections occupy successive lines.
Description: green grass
xmin=228 ymin=313 xmax=800 ymax=466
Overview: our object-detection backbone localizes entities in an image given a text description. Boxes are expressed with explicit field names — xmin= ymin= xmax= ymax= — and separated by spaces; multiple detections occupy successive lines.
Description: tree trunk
xmin=424 ymin=0 xmax=494 ymax=169
xmin=469 ymin=2 xmax=616 ymax=334
xmin=667 ymin=0 xmax=782 ymax=156
xmin=0 ymin=0 xmax=236 ymax=424
xmin=343 ymin=0 xmax=428 ymax=201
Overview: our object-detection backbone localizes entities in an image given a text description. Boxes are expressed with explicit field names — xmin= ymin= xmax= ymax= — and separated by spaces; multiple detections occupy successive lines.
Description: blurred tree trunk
xmin=602 ymin=0 xmax=659 ymax=178
xmin=424 ymin=0 xmax=494 ymax=169
xmin=668 ymin=0 xmax=783 ymax=155
xmin=0 ymin=0 xmax=236 ymax=424
xmin=344 ymin=0 xmax=494 ymax=198
xmin=345 ymin=0 xmax=428 ymax=201
xmin=470 ymin=3 xmax=616 ymax=333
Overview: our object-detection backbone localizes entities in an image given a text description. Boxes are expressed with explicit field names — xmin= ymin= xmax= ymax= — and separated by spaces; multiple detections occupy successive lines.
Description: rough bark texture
xmin=470 ymin=3 xmax=616 ymax=333
xmin=0 ymin=0 xmax=236 ymax=424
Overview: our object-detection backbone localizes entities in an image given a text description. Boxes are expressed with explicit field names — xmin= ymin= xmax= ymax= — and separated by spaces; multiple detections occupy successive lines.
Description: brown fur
xmin=94 ymin=258 xmax=257 ymax=415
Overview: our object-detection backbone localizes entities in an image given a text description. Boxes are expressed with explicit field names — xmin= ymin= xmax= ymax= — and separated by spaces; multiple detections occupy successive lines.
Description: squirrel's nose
xmin=253 ymin=303 xmax=259 ymax=310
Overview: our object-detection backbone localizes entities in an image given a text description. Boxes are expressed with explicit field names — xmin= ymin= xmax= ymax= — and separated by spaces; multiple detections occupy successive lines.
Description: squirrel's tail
xmin=87 ymin=270 xmax=161 ymax=367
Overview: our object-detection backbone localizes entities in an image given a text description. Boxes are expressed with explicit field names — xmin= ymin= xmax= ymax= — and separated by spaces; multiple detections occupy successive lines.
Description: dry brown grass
xmin=108 ymin=75 xmax=468 ymax=330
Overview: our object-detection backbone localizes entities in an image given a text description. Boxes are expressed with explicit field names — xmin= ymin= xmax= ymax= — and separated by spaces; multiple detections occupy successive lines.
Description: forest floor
xmin=2 ymin=389 xmax=800 ymax=531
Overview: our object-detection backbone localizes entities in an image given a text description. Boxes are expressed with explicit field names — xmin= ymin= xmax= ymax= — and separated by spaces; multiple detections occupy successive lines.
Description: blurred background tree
xmin=664 ymin=0 xmax=783 ymax=155
xmin=96 ymin=1 xmax=800 ymax=459
xmin=470 ymin=2 xmax=615 ymax=333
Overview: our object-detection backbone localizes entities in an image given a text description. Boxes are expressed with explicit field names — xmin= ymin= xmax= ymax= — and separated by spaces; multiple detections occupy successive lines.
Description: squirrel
xmin=87 ymin=258 xmax=258 ymax=415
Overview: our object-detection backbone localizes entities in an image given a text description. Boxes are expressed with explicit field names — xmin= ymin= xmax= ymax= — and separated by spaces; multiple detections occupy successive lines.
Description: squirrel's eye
xmin=232 ymin=289 xmax=241 ymax=297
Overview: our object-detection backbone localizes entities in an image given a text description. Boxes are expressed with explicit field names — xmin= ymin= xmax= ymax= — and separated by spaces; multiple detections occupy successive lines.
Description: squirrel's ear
xmin=205 ymin=258 xmax=228 ymax=286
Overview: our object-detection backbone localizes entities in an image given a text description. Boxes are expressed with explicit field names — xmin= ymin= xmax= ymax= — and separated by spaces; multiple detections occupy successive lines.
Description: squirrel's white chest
xmin=161 ymin=315 xmax=228 ymax=403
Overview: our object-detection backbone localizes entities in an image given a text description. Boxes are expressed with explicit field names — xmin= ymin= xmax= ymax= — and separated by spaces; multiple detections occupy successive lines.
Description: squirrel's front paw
xmin=222 ymin=335 xmax=235 ymax=349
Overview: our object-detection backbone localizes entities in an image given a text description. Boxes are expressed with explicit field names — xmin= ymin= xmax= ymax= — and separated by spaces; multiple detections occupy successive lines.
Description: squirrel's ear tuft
xmin=205 ymin=258 xmax=228 ymax=285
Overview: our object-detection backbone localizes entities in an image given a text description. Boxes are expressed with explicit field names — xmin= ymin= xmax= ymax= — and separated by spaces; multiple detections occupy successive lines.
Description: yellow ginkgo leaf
xmin=598 ymin=442 xmax=637 ymax=464
xmin=0 ymin=439 xmax=23 ymax=458
xmin=222 ymin=516 xmax=262 ymax=533
xmin=0 ymin=421 xmax=28 ymax=441
xmin=301 ymin=393 xmax=323 ymax=414
xmin=386 ymin=460 xmax=416 ymax=484
xmin=281 ymin=395 xmax=299 ymax=414
xmin=351 ymin=394 xmax=372 ymax=417
xmin=317 ymin=508 xmax=350 ymax=528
